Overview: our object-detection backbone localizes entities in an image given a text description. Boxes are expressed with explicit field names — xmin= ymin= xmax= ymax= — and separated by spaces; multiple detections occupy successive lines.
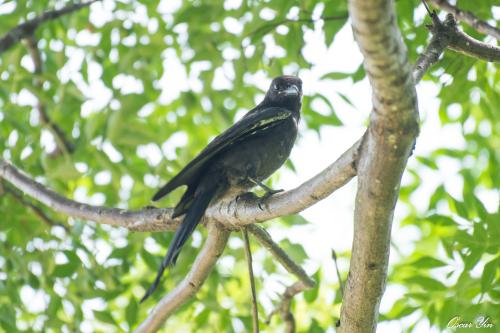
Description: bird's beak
xmin=282 ymin=84 xmax=300 ymax=96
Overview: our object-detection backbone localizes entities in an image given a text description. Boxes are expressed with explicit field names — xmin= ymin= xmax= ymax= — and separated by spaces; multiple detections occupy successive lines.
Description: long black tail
xmin=140 ymin=178 xmax=220 ymax=302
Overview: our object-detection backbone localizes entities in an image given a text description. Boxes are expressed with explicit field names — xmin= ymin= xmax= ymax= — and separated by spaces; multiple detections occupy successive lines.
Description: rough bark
xmin=338 ymin=1 xmax=419 ymax=332
xmin=0 ymin=139 xmax=359 ymax=231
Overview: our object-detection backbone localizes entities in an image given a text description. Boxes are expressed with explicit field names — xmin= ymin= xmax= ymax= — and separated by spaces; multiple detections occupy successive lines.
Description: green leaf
xmin=410 ymin=256 xmax=447 ymax=269
xmin=416 ymin=156 xmax=439 ymax=170
xmin=336 ymin=92 xmax=355 ymax=108
xmin=125 ymin=299 xmax=139 ymax=328
xmin=0 ymin=305 xmax=16 ymax=331
xmin=351 ymin=63 xmax=366 ymax=82
xmin=481 ymin=257 xmax=498 ymax=293
xmin=426 ymin=214 xmax=457 ymax=227
xmin=279 ymin=240 xmax=308 ymax=264
xmin=281 ymin=215 xmax=309 ymax=226
xmin=308 ymin=318 xmax=325 ymax=333
xmin=447 ymin=195 xmax=469 ymax=219
xmin=303 ymin=270 xmax=320 ymax=303
xmin=93 ymin=310 xmax=117 ymax=325
xmin=52 ymin=263 xmax=77 ymax=278
xmin=385 ymin=299 xmax=419 ymax=319
xmin=141 ymin=249 xmax=160 ymax=270
xmin=405 ymin=276 xmax=446 ymax=291
xmin=320 ymin=72 xmax=351 ymax=80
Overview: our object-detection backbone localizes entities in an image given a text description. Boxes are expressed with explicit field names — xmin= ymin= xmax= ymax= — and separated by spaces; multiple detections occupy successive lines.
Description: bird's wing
xmin=152 ymin=106 xmax=293 ymax=201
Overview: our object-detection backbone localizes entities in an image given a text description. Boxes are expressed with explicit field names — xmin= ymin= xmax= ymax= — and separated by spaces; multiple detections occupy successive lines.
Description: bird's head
xmin=265 ymin=75 xmax=303 ymax=106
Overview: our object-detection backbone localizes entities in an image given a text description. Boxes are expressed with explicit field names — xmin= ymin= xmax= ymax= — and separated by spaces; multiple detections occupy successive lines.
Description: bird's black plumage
xmin=141 ymin=75 xmax=302 ymax=302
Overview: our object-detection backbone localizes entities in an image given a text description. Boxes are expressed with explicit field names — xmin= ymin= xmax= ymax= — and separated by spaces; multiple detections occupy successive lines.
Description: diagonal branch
xmin=25 ymin=36 xmax=75 ymax=154
xmin=134 ymin=223 xmax=230 ymax=333
xmin=0 ymin=0 xmax=99 ymax=54
xmin=414 ymin=8 xmax=500 ymax=83
xmin=266 ymin=281 xmax=309 ymax=333
xmin=248 ymin=225 xmax=314 ymax=288
xmin=427 ymin=0 xmax=500 ymax=41
xmin=440 ymin=14 xmax=500 ymax=62
xmin=248 ymin=225 xmax=315 ymax=333
xmin=413 ymin=9 xmax=453 ymax=82
xmin=1 ymin=181 xmax=68 ymax=231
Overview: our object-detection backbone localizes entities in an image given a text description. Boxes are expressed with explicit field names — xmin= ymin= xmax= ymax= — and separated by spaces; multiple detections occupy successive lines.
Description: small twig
xmin=0 ymin=0 xmax=99 ymax=54
xmin=24 ymin=36 xmax=74 ymax=154
xmin=266 ymin=281 xmax=308 ymax=333
xmin=427 ymin=0 xmax=500 ymax=41
xmin=331 ymin=249 xmax=344 ymax=328
xmin=247 ymin=225 xmax=315 ymax=288
xmin=442 ymin=14 xmax=500 ymax=63
xmin=414 ymin=9 xmax=500 ymax=82
xmin=414 ymin=3 xmax=451 ymax=82
xmin=247 ymin=225 xmax=314 ymax=333
xmin=243 ymin=228 xmax=259 ymax=333
xmin=247 ymin=14 xmax=348 ymax=37
xmin=331 ymin=249 xmax=344 ymax=298
xmin=2 ymin=181 xmax=68 ymax=231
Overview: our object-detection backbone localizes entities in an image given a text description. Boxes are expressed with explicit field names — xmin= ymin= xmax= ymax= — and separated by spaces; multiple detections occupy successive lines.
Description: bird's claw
xmin=258 ymin=188 xmax=284 ymax=210
xmin=236 ymin=192 xmax=259 ymax=203
xmin=265 ymin=188 xmax=284 ymax=196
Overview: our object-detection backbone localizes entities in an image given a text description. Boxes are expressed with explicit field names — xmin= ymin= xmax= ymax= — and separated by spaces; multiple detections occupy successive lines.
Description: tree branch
xmin=0 ymin=0 xmax=98 ymax=54
xmin=441 ymin=14 xmax=500 ymax=62
xmin=248 ymin=225 xmax=315 ymax=288
xmin=413 ymin=9 xmax=452 ymax=82
xmin=0 ymin=158 xmax=181 ymax=232
xmin=414 ymin=9 xmax=500 ymax=83
xmin=25 ymin=36 xmax=75 ymax=154
xmin=266 ymin=281 xmax=309 ymax=333
xmin=243 ymin=228 xmax=260 ymax=333
xmin=1 ymin=181 xmax=68 ymax=231
xmin=248 ymin=225 xmax=315 ymax=333
xmin=134 ymin=223 xmax=230 ymax=333
xmin=0 ymin=138 xmax=359 ymax=232
xmin=0 ymin=16 xmax=445 ymax=330
xmin=427 ymin=0 xmax=500 ymax=41
xmin=338 ymin=1 xmax=420 ymax=332
xmin=206 ymin=139 xmax=360 ymax=226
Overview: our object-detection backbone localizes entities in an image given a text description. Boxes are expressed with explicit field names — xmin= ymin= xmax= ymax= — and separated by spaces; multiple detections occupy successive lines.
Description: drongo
xmin=141 ymin=75 xmax=303 ymax=302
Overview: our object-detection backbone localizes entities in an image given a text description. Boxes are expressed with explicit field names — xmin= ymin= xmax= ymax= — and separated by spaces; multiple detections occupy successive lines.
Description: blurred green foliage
xmin=0 ymin=0 xmax=498 ymax=332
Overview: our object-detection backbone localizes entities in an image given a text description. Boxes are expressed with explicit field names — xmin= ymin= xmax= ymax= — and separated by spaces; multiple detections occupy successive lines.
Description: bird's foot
xmin=247 ymin=177 xmax=283 ymax=197
xmin=258 ymin=188 xmax=284 ymax=210
xmin=236 ymin=192 xmax=259 ymax=203
xmin=264 ymin=188 xmax=284 ymax=196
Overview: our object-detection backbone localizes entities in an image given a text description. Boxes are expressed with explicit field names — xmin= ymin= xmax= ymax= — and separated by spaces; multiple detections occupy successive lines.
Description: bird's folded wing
xmin=152 ymin=106 xmax=293 ymax=201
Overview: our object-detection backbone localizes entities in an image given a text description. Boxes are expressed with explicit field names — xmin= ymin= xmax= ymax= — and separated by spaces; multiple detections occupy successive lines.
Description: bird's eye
xmin=273 ymin=83 xmax=280 ymax=90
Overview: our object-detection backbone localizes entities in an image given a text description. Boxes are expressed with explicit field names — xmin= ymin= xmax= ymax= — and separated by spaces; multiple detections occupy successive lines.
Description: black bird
xmin=141 ymin=75 xmax=302 ymax=302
